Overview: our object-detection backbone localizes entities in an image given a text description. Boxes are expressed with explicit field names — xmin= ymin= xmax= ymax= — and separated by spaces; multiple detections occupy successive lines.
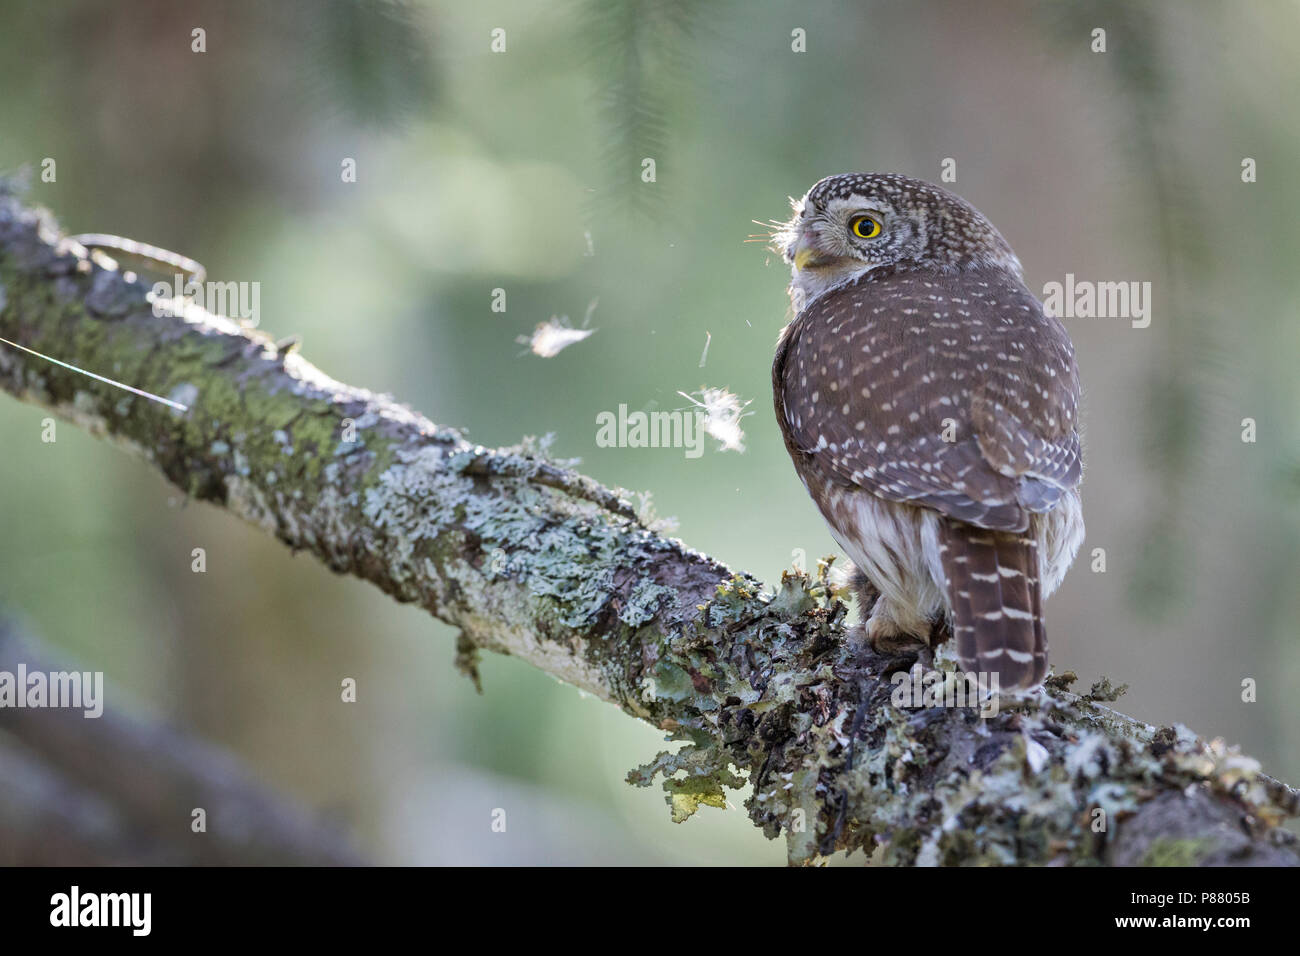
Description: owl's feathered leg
xmin=846 ymin=566 xmax=931 ymax=676
xmin=854 ymin=570 xmax=931 ymax=655
xmin=848 ymin=564 xmax=879 ymax=618
xmin=927 ymin=613 xmax=952 ymax=648
xmin=863 ymin=607 xmax=931 ymax=654
xmin=841 ymin=549 xmax=935 ymax=659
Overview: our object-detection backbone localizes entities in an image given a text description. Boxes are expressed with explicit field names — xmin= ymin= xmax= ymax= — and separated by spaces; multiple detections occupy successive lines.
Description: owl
xmin=771 ymin=173 xmax=1084 ymax=690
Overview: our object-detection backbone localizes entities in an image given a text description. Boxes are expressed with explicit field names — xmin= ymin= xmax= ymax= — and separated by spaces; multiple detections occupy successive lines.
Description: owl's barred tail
xmin=938 ymin=521 xmax=1047 ymax=691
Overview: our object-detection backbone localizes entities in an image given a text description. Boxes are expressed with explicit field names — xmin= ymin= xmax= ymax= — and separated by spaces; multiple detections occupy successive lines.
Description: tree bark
xmin=1 ymin=183 xmax=1296 ymax=866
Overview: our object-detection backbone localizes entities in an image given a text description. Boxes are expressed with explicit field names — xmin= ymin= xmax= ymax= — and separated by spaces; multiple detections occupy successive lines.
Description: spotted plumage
xmin=771 ymin=173 xmax=1084 ymax=690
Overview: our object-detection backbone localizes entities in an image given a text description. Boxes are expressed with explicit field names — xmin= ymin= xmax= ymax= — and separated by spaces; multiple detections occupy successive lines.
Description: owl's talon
xmin=865 ymin=621 xmax=928 ymax=656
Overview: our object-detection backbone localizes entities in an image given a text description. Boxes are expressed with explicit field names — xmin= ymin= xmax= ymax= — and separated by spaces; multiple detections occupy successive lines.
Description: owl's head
xmin=774 ymin=172 xmax=1023 ymax=313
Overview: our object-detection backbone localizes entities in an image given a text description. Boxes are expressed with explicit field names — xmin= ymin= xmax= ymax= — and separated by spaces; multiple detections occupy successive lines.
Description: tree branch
xmin=1 ymin=183 xmax=1296 ymax=865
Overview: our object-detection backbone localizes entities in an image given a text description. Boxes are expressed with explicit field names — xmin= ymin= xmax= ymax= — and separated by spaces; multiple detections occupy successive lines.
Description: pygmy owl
xmin=771 ymin=173 xmax=1084 ymax=690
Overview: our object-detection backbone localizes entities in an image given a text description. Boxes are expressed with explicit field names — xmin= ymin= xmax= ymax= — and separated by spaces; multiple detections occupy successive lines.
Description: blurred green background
xmin=1 ymin=0 xmax=1297 ymax=864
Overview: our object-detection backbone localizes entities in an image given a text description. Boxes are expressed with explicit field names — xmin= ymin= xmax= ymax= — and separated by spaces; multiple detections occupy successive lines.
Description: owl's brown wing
xmin=773 ymin=269 xmax=1081 ymax=533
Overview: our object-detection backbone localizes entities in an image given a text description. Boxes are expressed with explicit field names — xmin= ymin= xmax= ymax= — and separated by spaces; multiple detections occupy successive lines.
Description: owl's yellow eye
xmin=850 ymin=215 xmax=882 ymax=239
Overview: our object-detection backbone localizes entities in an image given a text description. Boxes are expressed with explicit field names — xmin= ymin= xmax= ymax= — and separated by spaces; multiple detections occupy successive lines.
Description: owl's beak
xmin=791 ymin=231 xmax=833 ymax=271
